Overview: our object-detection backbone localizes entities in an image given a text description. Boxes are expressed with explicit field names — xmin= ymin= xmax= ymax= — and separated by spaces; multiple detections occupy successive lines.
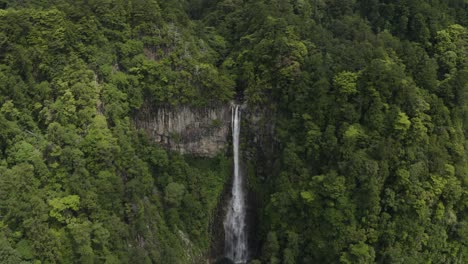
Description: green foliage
xmin=0 ymin=235 xmax=21 ymax=264
xmin=0 ymin=2 xmax=234 ymax=263
xmin=394 ymin=111 xmax=411 ymax=132
xmin=0 ymin=0 xmax=466 ymax=263
xmin=334 ymin=71 xmax=359 ymax=95
xmin=165 ymin=182 xmax=186 ymax=207
xmin=340 ymin=242 xmax=375 ymax=264
xmin=203 ymin=1 xmax=467 ymax=263
xmin=262 ymin=232 xmax=280 ymax=264
xmin=48 ymin=195 xmax=80 ymax=223
xmin=344 ymin=124 xmax=365 ymax=139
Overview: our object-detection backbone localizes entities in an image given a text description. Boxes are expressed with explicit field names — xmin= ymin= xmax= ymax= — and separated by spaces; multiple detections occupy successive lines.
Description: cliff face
xmin=134 ymin=104 xmax=232 ymax=157
xmin=134 ymin=103 xmax=278 ymax=262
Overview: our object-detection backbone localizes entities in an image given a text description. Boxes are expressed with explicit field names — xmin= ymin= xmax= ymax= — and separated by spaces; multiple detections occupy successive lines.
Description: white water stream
xmin=224 ymin=105 xmax=248 ymax=263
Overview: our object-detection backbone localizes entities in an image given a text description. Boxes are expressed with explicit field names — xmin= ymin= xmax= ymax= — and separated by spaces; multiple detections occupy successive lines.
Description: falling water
xmin=224 ymin=105 xmax=248 ymax=264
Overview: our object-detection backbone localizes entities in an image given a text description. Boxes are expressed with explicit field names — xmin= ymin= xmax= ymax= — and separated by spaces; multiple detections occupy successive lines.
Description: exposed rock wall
xmin=134 ymin=104 xmax=232 ymax=157
xmin=134 ymin=103 xmax=278 ymax=261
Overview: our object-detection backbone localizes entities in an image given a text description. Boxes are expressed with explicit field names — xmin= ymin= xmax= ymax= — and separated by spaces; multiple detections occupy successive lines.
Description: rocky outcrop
xmin=134 ymin=104 xmax=232 ymax=157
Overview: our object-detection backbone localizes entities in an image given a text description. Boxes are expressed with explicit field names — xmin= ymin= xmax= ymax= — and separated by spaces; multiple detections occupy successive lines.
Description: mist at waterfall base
xmin=223 ymin=105 xmax=248 ymax=264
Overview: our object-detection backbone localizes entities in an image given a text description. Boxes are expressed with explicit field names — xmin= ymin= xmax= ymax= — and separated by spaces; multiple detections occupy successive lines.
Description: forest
xmin=0 ymin=0 xmax=466 ymax=263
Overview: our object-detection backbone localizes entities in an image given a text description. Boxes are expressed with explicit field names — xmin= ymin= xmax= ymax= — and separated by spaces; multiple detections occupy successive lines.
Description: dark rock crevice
xmin=133 ymin=103 xmax=278 ymax=263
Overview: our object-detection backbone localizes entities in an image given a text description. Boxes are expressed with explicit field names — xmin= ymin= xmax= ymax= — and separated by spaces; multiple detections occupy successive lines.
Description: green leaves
xmin=344 ymin=124 xmax=365 ymax=140
xmin=340 ymin=242 xmax=375 ymax=264
xmin=394 ymin=111 xmax=411 ymax=132
xmin=334 ymin=71 xmax=358 ymax=95
xmin=299 ymin=191 xmax=314 ymax=204
xmin=164 ymin=182 xmax=186 ymax=207
xmin=0 ymin=1 xmax=465 ymax=263
xmin=435 ymin=24 xmax=467 ymax=74
xmin=0 ymin=235 xmax=21 ymax=264
xmin=48 ymin=195 xmax=80 ymax=223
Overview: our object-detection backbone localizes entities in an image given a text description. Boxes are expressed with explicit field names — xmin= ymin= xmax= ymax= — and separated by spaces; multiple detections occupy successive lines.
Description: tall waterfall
xmin=224 ymin=105 xmax=248 ymax=263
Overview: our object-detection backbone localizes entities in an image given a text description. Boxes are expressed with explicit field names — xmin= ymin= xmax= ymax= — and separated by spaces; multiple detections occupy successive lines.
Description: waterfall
xmin=224 ymin=105 xmax=248 ymax=263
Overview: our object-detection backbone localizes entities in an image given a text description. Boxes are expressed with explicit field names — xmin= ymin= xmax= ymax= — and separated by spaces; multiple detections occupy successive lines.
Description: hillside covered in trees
xmin=0 ymin=0 xmax=466 ymax=263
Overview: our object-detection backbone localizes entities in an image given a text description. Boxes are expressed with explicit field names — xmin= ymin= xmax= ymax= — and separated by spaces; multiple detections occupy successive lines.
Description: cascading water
xmin=224 ymin=105 xmax=248 ymax=264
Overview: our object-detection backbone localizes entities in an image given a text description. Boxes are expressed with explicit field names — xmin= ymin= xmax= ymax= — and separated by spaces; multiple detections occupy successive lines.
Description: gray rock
xmin=134 ymin=104 xmax=231 ymax=157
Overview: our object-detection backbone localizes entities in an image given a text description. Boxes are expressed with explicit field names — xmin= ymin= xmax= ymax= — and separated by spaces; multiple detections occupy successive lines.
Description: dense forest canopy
xmin=0 ymin=0 xmax=466 ymax=263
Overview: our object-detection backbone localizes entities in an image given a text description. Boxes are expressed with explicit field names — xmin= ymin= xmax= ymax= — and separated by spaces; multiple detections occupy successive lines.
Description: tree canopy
xmin=0 ymin=0 xmax=466 ymax=263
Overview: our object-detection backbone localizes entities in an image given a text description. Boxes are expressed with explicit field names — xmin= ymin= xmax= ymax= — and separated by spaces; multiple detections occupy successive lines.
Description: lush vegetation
xmin=0 ymin=1 xmax=231 ymax=263
xmin=0 ymin=0 xmax=466 ymax=263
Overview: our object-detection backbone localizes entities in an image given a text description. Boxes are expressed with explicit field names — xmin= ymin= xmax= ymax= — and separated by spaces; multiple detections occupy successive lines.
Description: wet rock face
xmin=134 ymin=104 xmax=231 ymax=157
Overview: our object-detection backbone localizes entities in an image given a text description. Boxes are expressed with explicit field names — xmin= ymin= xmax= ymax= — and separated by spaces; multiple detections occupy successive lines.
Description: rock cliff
xmin=134 ymin=104 xmax=232 ymax=157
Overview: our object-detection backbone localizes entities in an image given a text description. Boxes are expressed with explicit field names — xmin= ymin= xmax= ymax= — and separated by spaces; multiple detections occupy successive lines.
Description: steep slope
xmin=0 ymin=0 xmax=466 ymax=264
xmin=0 ymin=1 xmax=233 ymax=263
xmin=199 ymin=1 xmax=467 ymax=263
